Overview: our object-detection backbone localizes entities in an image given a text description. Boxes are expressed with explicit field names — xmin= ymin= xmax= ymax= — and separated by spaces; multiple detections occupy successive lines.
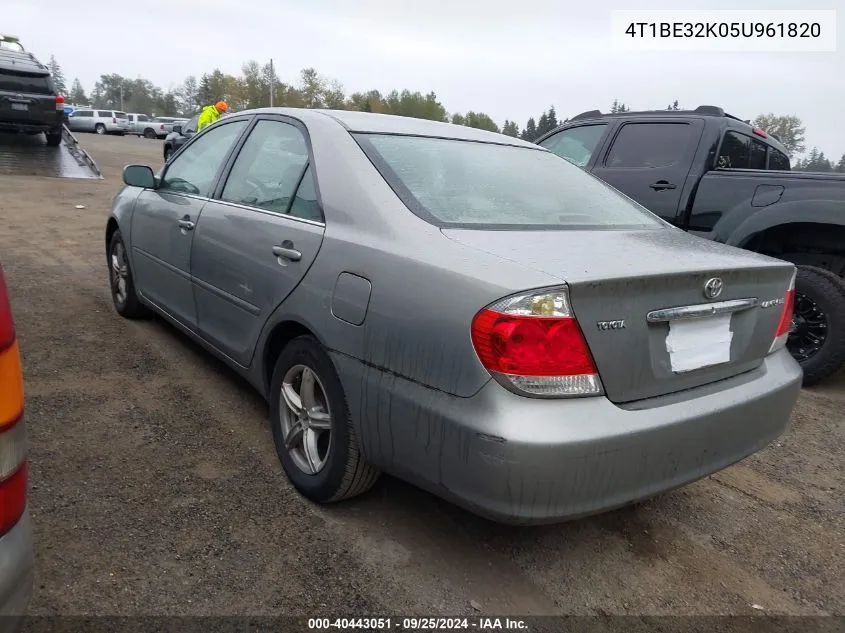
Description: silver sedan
xmin=105 ymin=108 xmax=803 ymax=524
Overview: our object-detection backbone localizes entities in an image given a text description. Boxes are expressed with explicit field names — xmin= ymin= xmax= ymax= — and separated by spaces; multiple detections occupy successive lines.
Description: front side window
xmin=605 ymin=123 xmax=695 ymax=169
xmin=538 ymin=124 xmax=607 ymax=168
xmin=220 ymin=120 xmax=309 ymax=214
xmin=356 ymin=134 xmax=664 ymax=229
xmin=160 ymin=119 xmax=248 ymax=196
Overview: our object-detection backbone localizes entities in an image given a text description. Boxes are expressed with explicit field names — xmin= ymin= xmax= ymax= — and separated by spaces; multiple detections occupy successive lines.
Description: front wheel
xmin=787 ymin=265 xmax=845 ymax=386
xmin=95 ymin=123 xmax=106 ymax=135
xmin=269 ymin=335 xmax=380 ymax=504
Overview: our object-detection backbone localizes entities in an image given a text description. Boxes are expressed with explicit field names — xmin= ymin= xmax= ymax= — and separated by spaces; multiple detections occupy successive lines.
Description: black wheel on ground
xmin=108 ymin=229 xmax=150 ymax=319
xmin=143 ymin=128 xmax=156 ymax=139
xmin=95 ymin=123 xmax=106 ymax=135
xmin=269 ymin=335 xmax=380 ymax=504
xmin=45 ymin=130 xmax=61 ymax=146
xmin=787 ymin=265 xmax=845 ymax=386
xmin=163 ymin=147 xmax=173 ymax=161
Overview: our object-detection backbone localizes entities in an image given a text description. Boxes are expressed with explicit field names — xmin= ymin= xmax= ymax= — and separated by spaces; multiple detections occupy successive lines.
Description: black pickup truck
xmin=536 ymin=105 xmax=845 ymax=386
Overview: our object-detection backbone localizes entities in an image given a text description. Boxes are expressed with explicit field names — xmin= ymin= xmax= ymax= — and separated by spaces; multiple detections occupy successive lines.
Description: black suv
xmin=0 ymin=36 xmax=64 ymax=147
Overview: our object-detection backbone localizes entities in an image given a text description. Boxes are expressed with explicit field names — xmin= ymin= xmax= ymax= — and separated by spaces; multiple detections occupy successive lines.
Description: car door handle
xmin=177 ymin=218 xmax=195 ymax=231
xmin=650 ymin=180 xmax=677 ymax=191
xmin=272 ymin=245 xmax=302 ymax=261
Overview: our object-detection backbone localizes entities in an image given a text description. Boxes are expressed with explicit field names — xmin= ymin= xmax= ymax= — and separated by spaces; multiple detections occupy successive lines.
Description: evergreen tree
xmin=48 ymin=55 xmax=67 ymax=95
xmin=68 ymin=78 xmax=87 ymax=104
xmin=547 ymin=105 xmax=558 ymax=129
xmin=521 ymin=117 xmax=537 ymax=142
xmin=610 ymin=99 xmax=629 ymax=114
xmin=502 ymin=120 xmax=520 ymax=137
xmin=536 ymin=112 xmax=550 ymax=136
xmin=835 ymin=154 xmax=845 ymax=173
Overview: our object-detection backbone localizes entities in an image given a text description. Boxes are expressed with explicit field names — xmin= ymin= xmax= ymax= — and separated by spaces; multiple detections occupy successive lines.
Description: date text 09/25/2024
xmin=307 ymin=617 xmax=529 ymax=630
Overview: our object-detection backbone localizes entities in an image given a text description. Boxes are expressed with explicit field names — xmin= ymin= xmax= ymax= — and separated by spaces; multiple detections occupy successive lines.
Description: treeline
xmin=45 ymin=55 xmax=842 ymax=170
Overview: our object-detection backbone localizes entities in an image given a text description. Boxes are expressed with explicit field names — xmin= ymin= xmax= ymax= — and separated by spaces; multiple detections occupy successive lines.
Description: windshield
xmin=354 ymin=134 xmax=664 ymax=230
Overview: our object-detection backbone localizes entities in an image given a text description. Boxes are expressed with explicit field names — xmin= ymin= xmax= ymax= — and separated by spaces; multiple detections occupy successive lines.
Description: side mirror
xmin=172 ymin=124 xmax=182 ymax=135
xmin=123 ymin=164 xmax=156 ymax=189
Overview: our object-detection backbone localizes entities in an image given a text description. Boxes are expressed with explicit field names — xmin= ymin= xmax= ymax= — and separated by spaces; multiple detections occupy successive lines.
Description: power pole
xmin=269 ymin=58 xmax=274 ymax=107
xmin=119 ymin=84 xmax=124 ymax=111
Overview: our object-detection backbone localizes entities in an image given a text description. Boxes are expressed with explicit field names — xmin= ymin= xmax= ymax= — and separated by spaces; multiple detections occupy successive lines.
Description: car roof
xmin=236 ymin=107 xmax=540 ymax=148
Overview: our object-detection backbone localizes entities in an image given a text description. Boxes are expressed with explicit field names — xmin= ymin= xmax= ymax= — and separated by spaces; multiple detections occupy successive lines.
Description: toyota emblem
xmin=703 ymin=277 xmax=724 ymax=300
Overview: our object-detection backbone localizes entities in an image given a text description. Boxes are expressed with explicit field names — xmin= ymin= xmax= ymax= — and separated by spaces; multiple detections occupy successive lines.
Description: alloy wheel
xmin=279 ymin=364 xmax=333 ymax=475
xmin=110 ymin=242 xmax=128 ymax=307
xmin=787 ymin=291 xmax=828 ymax=362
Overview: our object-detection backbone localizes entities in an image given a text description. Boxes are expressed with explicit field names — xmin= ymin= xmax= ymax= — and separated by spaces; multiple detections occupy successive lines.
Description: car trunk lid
xmin=442 ymin=227 xmax=795 ymax=403
xmin=0 ymin=70 xmax=55 ymax=124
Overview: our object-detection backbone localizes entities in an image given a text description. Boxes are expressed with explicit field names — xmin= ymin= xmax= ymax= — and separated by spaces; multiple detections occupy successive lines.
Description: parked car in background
xmin=0 ymin=259 xmax=34 ymax=628
xmin=163 ymin=113 xmax=198 ymax=160
xmin=151 ymin=116 xmax=186 ymax=139
xmin=535 ymin=105 xmax=845 ymax=386
xmin=67 ymin=109 xmax=129 ymax=135
xmin=105 ymin=108 xmax=802 ymax=525
xmin=0 ymin=33 xmax=65 ymax=147
xmin=126 ymin=113 xmax=159 ymax=138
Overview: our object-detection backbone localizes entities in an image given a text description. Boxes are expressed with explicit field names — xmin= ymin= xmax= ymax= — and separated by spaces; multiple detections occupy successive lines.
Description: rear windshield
xmin=115 ymin=112 xmax=127 ymax=119
xmin=0 ymin=71 xmax=52 ymax=94
xmin=354 ymin=134 xmax=664 ymax=230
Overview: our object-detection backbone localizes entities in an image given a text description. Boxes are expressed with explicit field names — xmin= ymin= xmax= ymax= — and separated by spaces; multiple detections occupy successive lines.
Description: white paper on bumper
xmin=665 ymin=314 xmax=733 ymax=373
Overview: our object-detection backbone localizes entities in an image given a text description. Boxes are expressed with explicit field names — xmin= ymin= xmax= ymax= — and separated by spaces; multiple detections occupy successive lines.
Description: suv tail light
xmin=0 ymin=263 xmax=27 ymax=537
xmin=470 ymin=287 xmax=603 ymax=397
xmin=769 ymin=267 xmax=797 ymax=354
xmin=112 ymin=117 xmax=117 ymax=124
xmin=55 ymin=95 xmax=65 ymax=111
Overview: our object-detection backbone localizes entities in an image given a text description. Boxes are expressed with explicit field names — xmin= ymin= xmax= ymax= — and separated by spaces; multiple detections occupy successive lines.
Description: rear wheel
xmin=269 ymin=335 xmax=380 ymax=504
xmin=787 ymin=265 xmax=845 ymax=386
xmin=163 ymin=146 xmax=173 ymax=161
xmin=143 ymin=128 xmax=156 ymax=139
xmin=108 ymin=229 xmax=149 ymax=319
xmin=45 ymin=130 xmax=61 ymax=146
xmin=95 ymin=123 xmax=106 ymax=135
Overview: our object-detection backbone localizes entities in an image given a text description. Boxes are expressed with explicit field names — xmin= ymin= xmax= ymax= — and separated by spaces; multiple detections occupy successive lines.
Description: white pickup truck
xmin=125 ymin=113 xmax=159 ymax=138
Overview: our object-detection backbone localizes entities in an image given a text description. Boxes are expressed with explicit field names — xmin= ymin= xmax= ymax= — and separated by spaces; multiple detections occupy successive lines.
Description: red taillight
xmin=752 ymin=127 xmax=768 ymax=138
xmin=0 ymin=462 xmax=27 ymax=537
xmin=160 ymin=124 xmax=165 ymax=130
xmin=775 ymin=288 xmax=795 ymax=338
xmin=769 ymin=268 xmax=797 ymax=354
xmin=55 ymin=95 xmax=65 ymax=111
xmin=470 ymin=288 xmax=603 ymax=397
xmin=112 ymin=117 xmax=117 ymax=123
xmin=0 ymin=263 xmax=26 ymax=537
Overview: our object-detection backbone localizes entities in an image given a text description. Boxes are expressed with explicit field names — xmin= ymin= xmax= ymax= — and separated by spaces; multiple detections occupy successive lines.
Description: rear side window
xmin=768 ymin=149 xmax=790 ymax=170
xmin=73 ymin=110 xmax=92 ymax=117
xmin=355 ymin=134 xmax=664 ymax=230
xmin=605 ymin=123 xmax=695 ymax=169
xmin=718 ymin=131 xmax=780 ymax=170
xmin=0 ymin=72 xmax=53 ymax=94
xmin=538 ymin=124 xmax=607 ymax=168
xmin=97 ymin=111 xmax=112 ymax=118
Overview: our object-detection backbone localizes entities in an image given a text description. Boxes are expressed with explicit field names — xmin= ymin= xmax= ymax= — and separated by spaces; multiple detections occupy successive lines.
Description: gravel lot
xmin=0 ymin=132 xmax=842 ymax=618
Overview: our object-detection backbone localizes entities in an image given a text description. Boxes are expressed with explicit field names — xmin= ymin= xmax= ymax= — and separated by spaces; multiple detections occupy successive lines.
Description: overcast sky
xmin=7 ymin=0 xmax=843 ymax=159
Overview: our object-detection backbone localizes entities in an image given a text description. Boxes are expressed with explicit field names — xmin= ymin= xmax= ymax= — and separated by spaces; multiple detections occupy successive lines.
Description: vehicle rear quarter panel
xmin=690 ymin=170 xmax=845 ymax=245
xmin=255 ymin=113 xmax=562 ymax=400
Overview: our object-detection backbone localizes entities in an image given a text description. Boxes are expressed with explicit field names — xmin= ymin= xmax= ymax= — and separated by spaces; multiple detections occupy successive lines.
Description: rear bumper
xmin=0 ymin=121 xmax=59 ymax=134
xmin=0 ymin=510 xmax=34 ymax=630
xmin=336 ymin=349 xmax=803 ymax=525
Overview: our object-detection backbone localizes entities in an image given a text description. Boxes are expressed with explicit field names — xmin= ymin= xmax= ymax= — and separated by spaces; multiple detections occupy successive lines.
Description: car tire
xmin=788 ymin=265 xmax=845 ymax=386
xmin=269 ymin=335 xmax=380 ymax=504
xmin=163 ymin=147 xmax=173 ymax=161
xmin=95 ymin=123 xmax=106 ymax=135
xmin=45 ymin=130 xmax=61 ymax=147
xmin=108 ymin=229 xmax=149 ymax=320
xmin=143 ymin=128 xmax=156 ymax=139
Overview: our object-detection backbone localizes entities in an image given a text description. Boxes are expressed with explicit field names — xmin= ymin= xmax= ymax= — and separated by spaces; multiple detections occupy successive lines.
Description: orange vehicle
xmin=0 ymin=260 xmax=33 ymax=625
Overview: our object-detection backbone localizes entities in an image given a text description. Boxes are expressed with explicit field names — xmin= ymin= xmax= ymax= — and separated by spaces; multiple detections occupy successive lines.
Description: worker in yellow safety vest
xmin=197 ymin=100 xmax=228 ymax=132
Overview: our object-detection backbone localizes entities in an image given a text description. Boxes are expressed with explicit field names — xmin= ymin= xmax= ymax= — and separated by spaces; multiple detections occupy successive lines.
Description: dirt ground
xmin=0 ymin=133 xmax=842 ymax=618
